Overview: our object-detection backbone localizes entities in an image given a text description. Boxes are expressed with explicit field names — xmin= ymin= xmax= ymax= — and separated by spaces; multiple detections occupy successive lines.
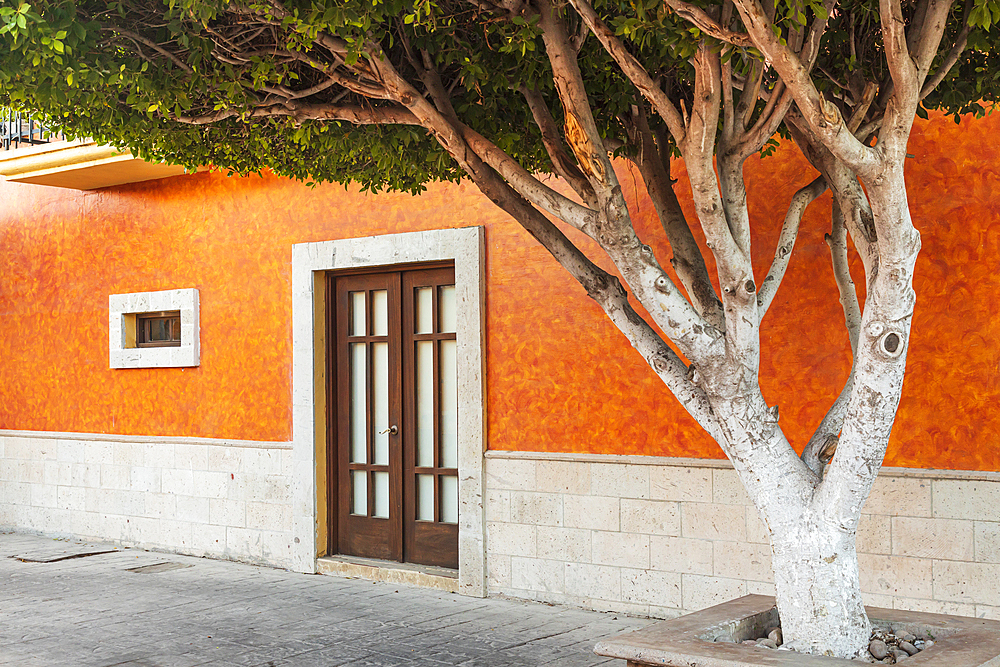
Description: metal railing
xmin=2 ymin=109 xmax=62 ymax=151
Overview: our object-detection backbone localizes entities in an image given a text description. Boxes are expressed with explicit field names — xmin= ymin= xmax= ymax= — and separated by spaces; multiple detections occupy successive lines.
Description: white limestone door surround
xmin=290 ymin=227 xmax=487 ymax=596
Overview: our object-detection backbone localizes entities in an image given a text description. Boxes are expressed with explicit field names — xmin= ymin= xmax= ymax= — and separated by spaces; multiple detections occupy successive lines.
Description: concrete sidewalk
xmin=0 ymin=532 xmax=649 ymax=667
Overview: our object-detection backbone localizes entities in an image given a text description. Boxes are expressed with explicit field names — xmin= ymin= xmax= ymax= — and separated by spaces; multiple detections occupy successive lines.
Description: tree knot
xmin=878 ymin=330 xmax=904 ymax=358
xmin=868 ymin=322 xmax=905 ymax=358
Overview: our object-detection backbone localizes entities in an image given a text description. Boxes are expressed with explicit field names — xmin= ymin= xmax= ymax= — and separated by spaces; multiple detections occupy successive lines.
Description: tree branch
xmin=520 ymin=85 xmax=598 ymax=207
xmin=906 ymin=0 xmax=932 ymax=56
xmin=536 ymin=0 xmax=612 ymax=187
xmin=463 ymin=130 xmax=726 ymax=445
xmin=735 ymin=61 xmax=764 ymax=131
xmin=106 ymin=27 xmax=194 ymax=74
xmin=799 ymin=194 xmax=862 ymax=478
xmin=826 ymin=199 xmax=863 ymax=354
xmin=629 ymin=107 xmax=725 ymax=331
xmin=920 ymin=0 xmax=972 ymax=99
xmin=682 ymin=48 xmax=748 ymax=288
xmin=911 ymin=0 xmax=958 ymax=79
xmin=663 ymin=0 xmax=756 ymax=47
xmin=729 ymin=85 xmax=795 ymax=161
xmin=847 ymin=81 xmax=878 ymax=132
xmin=257 ymin=76 xmax=345 ymax=102
xmin=171 ymin=102 xmax=419 ymax=126
xmin=566 ymin=0 xmax=687 ymax=144
xmin=786 ymin=116 xmax=880 ymax=272
xmin=731 ymin=0 xmax=879 ymax=176
xmin=416 ymin=48 xmax=461 ymax=122
xmin=458 ymin=124 xmax=597 ymax=233
xmin=880 ymin=0 xmax=918 ymax=93
xmin=722 ymin=58 xmax=737 ymax=144
xmin=536 ymin=0 xmax=717 ymax=359
xmin=758 ymin=176 xmax=828 ymax=318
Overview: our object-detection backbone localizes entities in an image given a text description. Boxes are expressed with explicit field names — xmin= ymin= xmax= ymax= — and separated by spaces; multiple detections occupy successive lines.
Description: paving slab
xmin=0 ymin=532 xmax=649 ymax=666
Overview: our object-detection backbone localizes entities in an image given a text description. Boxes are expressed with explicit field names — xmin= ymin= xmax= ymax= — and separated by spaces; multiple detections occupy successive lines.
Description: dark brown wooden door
xmin=331 ymin=266 xmax=458 ymax=569
xmin=401 ymin=267 xmax=459 ymax=568
xmin=333 ymin=272 xmax=403 ymax=561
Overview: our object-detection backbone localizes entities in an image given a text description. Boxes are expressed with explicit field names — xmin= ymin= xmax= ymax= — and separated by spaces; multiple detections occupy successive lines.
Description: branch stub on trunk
xmin=564 ymin=111 xmax=606 ymax=183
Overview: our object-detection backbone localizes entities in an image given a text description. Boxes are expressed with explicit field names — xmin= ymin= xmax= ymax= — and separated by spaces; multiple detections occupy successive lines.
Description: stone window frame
xmin=109 ymin=288 xmax=200 ymax=369
xmin=290 ymin=227 xmax=486 ymax=596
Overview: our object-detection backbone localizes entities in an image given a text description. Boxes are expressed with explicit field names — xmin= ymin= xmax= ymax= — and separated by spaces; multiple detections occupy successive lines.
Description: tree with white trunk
xmin=2 ymin=0 xmax=997 ymax=657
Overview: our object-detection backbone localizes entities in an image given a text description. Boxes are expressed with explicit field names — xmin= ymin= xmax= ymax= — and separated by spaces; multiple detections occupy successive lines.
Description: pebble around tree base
xmin=866 ymin=628 xmax=932 ymax=664
xmin=716 ymin=624 xmax=934 ymax=663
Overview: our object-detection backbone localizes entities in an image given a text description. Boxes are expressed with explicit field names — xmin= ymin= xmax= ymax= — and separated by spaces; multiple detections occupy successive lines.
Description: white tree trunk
xmin=771 ymin=516 xmax=871 ymax=657
xmin=705 ymin=389 xmax=875 ymax=658
xmin=757 ymin=169 xmax=917 ymax=659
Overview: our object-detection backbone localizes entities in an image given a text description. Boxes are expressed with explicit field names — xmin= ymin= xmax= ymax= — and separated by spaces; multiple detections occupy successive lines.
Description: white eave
xmin=0 ymin=138 xmax=195 ymax=190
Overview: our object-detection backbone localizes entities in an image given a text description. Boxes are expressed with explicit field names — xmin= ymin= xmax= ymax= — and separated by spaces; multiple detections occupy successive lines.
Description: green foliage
xmin=0 ymin=0 xmax=997 ymax=192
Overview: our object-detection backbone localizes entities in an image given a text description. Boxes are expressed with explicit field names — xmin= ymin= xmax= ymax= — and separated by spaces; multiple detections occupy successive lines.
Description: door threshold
xmin=316 ymin=555 xmax=459 ymax=593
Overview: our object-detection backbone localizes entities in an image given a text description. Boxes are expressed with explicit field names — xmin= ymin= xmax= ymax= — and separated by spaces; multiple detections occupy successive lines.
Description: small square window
xmin=109 ymin=288 xmax=199 ymax=369
xmin=136 ymin=311 xmax=181 ymax=347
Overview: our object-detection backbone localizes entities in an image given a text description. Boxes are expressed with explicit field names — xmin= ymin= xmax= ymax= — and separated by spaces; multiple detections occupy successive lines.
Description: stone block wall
xmin=4 ymin=429 xmax=1000 ymax=622
xmin=0 ymin=431 xmax=295 ymax=568
xmin=485 ymin=452 xmax=1000 ymax=621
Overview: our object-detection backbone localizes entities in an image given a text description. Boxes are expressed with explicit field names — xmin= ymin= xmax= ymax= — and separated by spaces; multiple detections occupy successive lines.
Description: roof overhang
xmin=0 ymin=138 xmax=195 ymax=190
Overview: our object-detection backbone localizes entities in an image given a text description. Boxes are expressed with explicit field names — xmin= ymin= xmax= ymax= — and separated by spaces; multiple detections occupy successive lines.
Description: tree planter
xmin=594 ymin=595 xmax=1000 ymax=666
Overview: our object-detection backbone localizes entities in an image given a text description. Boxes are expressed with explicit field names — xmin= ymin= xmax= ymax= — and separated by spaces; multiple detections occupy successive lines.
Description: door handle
xmin=378 ymin=425 xmax=398 ymax=436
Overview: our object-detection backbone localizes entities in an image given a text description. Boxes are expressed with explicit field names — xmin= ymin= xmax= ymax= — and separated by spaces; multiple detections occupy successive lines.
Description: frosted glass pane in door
xmin=372 ymin=342 xmax=389 ymax=466
xmin=371 ymin=290 xmax=388 ymax=336
xmin=438 ymin=285 xmax=456 ymax=333
xmin=349 ymin=343 xmax=367 ymax=464
xmin=439 ymin=339 xmax=458 ymax=469
xmin=415 ymin=287 xmax=433 ymax=334
xmin=349 ymin=291 xmax=365 ymax=336
xmin=415 ymin=340 xmax=435 ymax=468
xmin=416 ymin=474 xmax=435 ymax=521
xmin=373 ymin=471 xmax=389 ymax=518
xmin=351 ymin=470 xmax=367 ymax=516
xmin=440 ymin=476 xmax=458 ymax=524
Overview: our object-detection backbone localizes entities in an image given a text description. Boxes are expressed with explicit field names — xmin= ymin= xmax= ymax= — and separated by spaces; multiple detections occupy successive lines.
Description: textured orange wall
xmin=1 ymin=112 xmax=998 ymax=470
xmin=0 ymin=173 xmax=509 ymax=441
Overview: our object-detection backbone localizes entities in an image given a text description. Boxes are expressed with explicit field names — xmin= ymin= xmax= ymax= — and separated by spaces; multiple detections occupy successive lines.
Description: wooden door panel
xmin=338 ymin=515 xmax=393 ymax=560
xmin=402 ymin=267 xmax=459 ymax=568
xmin=333 ymin=272 xmax=402 ymax=562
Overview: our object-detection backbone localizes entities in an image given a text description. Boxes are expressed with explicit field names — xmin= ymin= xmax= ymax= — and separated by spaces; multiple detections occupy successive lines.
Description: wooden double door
xmin=329 ymin=266 xmax=459 ymax=569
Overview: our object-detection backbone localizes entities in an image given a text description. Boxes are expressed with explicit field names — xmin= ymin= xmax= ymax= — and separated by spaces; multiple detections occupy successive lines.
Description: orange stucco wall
xmin=1 ymin=112 xmax=998 ymax=470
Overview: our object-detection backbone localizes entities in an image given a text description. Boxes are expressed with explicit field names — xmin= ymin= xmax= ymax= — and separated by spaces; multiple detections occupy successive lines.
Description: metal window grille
xmin=1 ymin=110 xmax=62 ymax=151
